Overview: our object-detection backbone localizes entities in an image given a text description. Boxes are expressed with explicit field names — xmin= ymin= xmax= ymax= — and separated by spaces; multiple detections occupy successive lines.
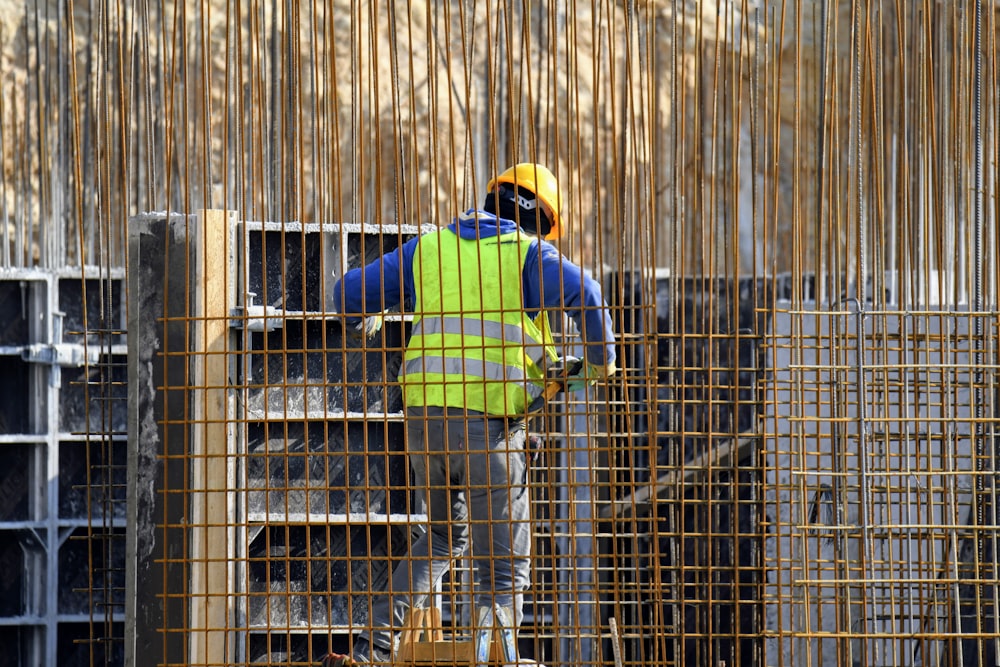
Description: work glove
xmin=565 ymin=359 xmax=618 ymax=393
xmin=344 ymin=314 xmax=383 ymax=344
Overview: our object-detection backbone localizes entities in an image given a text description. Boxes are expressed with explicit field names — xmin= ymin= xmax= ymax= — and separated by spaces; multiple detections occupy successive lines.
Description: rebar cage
xmin=0 ymin=2 xmax=998 ymax=666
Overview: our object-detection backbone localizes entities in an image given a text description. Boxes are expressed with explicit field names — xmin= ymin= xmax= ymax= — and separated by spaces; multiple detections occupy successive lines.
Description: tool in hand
xmin=522 ymin=357 xmax=582 ymax=466
xmin=526 ymin=356 xmax=585 ymax=414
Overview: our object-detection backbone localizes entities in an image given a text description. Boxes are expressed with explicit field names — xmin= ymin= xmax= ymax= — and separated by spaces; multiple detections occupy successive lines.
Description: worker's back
xmin=400 ymin=221 xmax=552 ymax=416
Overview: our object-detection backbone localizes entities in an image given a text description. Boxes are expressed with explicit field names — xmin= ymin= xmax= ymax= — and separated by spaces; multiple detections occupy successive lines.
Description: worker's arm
xmin=332 ymin=237 xmax=420 ymax=319
xmin=522 ymin=240 xmax=617 ymax=368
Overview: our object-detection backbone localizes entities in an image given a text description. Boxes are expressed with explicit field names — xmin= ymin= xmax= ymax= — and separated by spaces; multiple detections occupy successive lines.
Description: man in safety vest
xmin=322 ymin=163 xmax=617 ymax=666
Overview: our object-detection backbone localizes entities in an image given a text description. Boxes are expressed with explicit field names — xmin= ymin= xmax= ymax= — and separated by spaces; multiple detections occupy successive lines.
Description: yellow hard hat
xmin=486 ymin=163 xmax=565 ymax=240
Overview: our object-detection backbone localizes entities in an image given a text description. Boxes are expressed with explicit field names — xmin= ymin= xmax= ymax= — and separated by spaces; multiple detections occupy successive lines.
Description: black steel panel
xmin=0 ymin=281 xmax=29 ymax=346
xmin=60 ymin=355 xmax=128 ymax=435
xmin=246 ymin=319 xmax=404 ymax=416
xmin=58 ymin=278 xmax=124 ymax=344
xmin=247 ymin=523 xmax=409 ymax=629
xmin=248 ymin=230 xmax=323 ymax=312
xmin=246 ymin=420 xmax=408 ymax=517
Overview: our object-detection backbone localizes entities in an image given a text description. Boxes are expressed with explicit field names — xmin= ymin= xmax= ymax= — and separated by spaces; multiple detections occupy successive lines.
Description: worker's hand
xmin=345 ymin=315 xmax=383 ymax=344
xmin=565 ymin=359 xmax=617 ymax=393
xmin=358 ymin=315 xmax=383 ymax=339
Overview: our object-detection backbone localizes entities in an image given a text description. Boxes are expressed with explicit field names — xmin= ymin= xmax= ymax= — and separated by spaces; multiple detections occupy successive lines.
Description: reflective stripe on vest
xmin=402 ymin=356 xmax=544 ymax=400
xmin=409 ymin=316 xmax=547 ymax=357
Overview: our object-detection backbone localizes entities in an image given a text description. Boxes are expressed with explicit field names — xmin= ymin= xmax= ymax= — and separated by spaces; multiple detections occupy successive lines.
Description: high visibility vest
xmin=400 ymin=228 xmax=557 ymax=415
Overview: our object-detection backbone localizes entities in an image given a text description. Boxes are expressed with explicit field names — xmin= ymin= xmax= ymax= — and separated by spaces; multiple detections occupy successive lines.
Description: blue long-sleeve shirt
xmin=333 ymin=209 xmax=617 ymax=367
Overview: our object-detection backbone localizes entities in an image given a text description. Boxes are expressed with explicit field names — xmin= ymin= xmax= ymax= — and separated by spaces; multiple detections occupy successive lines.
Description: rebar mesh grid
xmin=763 ymin=308 xmax=999 ymax=667
xmin=0 ymin=1 xmax=997 ymax=666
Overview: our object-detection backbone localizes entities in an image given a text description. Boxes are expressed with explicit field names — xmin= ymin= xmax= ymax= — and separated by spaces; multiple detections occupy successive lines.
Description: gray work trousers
xmin=366 ymin=406 xmax=531 ymax=652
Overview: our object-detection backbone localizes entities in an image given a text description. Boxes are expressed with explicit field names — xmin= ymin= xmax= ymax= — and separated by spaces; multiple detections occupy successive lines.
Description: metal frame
xmin=0 ymin=268 xmax=127 ymax=666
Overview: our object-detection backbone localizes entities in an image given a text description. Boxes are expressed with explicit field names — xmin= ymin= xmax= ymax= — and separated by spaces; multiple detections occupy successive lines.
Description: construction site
xmin=0 ymin=1 xmax=998 ymax=666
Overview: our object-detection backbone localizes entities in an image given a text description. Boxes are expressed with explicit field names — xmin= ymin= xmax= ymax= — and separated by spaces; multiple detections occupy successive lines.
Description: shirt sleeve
xmin=332 ymin=236 xmax=420 ymax=318
xmin=522 ymin=240 xmax=618 ymax=367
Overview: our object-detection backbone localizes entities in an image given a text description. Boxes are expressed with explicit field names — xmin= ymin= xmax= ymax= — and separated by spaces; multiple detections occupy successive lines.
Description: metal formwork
xmin=0 ymin=268 xmax=126 ymax=666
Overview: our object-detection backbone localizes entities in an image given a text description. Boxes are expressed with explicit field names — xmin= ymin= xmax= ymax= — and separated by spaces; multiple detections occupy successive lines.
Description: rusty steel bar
xmin=0 ymin=2 xmax=997 ymax=667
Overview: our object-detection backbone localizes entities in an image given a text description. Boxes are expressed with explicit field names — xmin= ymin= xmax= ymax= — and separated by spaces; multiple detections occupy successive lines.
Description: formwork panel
xmin=56 ymin=622 xmax=124 ymax=666
xmin=59 ymin=355 xmax=127 ymax=435
xmin=0 ymin=531 xmax=30 ymax=617
xmin=247 ymin=228 xmax=324 ymax=312
xmin=58 ymin=278 xmax=125 ymax=344
xmin=0 ymin=528 xmax=47 ymax=620
xmin=245 ymin=522 xmax=409 ymax=630
xmin=0 ymin=357 xmax=35 ymax=434
xmin=0 ymin=625 xmax=41 ymax=667
xmin=245 ymin=320 xmax=405 ymax=418
xmin=245 ymin=420 xmax=408 ymax=518
xmin=0 ymin=269 xmax=125 ymax=666
xmin=0 ymin=281 xmax=31 ymax=346
xmin=57 ymin=527 xmax=126 ymax=616
xmin=58 ymin=440 xmax=127 ymax=521
xmin=0 ymin=443 xmax=40 ymax=521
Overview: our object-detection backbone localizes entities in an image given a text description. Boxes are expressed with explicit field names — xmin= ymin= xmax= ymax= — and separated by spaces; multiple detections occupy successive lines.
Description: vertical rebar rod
xmin=970 ymin=0 xmax=995 ymax=664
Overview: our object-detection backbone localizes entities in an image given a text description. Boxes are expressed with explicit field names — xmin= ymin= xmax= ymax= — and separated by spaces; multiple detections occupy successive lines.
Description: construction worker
xmin=322 ymin=163 xmax=617 ymax=666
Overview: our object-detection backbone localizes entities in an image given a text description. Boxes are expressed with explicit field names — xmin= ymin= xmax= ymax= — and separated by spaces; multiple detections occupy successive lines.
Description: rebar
xmin=0 ymin=2 xmax=997 ymax=667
